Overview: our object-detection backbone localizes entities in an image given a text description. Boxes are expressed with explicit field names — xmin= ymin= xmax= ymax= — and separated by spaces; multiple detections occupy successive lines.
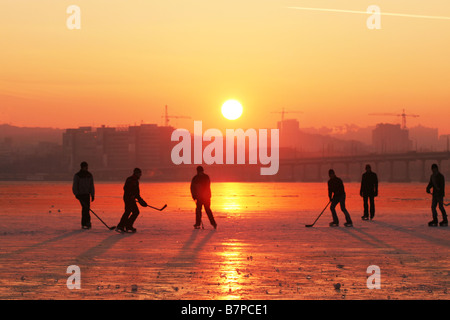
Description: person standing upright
xmin=72 ymin=161 xmax=95 ymax=229
xmin=360 ymin=164 xmax=378 ymax=221
xmin=190 ymin=166 xmax=217 ymax=230
xmin=426 ymin=163 xmax=448 ymax=227
xmin=328 ymin=169 xmax=353 ymax=227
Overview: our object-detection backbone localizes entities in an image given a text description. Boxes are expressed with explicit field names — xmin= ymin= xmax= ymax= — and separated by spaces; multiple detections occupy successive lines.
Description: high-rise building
xmin=63 ymin=127 xmax=101 ymax=171
xmin=372 ymin=123 xmax=412 ymax=153
xmin=438 ymin=134 xmax=450 ymax=152
xmin=63 ymin=124 xmax=175 ymax=173
xmin=97 ymin=126 xmax=132 ymax=169
xmin=409 ymin=125 xmax=439 ymax=152
xmin=277 ymin=119 xmax=300 ymax=150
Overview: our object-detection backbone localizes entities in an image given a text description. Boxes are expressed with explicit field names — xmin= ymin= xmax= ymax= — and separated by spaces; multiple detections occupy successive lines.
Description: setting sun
xmin=221 ymin=100 xmax=243 ymax=120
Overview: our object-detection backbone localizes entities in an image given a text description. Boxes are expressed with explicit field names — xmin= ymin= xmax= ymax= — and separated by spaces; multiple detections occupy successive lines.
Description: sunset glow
xmin=1 ymin=1 xmax=450 ymax=133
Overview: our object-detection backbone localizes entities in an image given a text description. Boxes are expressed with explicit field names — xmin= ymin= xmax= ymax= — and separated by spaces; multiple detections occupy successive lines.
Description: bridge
xmin=51 ymin=151 xmax=450 ymax=183
xmin=280 ymin=151 xmax=450 ymax=182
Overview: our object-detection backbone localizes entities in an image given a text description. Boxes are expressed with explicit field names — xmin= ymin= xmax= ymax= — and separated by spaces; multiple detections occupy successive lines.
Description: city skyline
xmin=2 ymin=119 xmax=450 ymax=149
xmin=1 ymin=1 xmax=450 ymax=133
xmin=1 ymin=119 xmax=449 ymax=183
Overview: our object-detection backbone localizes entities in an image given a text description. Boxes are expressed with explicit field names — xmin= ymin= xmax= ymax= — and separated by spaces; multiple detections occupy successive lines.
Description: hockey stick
xmin=192 ymin=199 xmax=205 ymax=229
xmin=305 ymin=200 xmax=332 ymax=228
xmin=135 ymin=200 xmax=167 ymax=211
xmin=89 ymin=208 xmax=116 ymax=230
xmin=428 ymin=193 xmax=450 ymax=206
xmin=147 ymin=204 xmax=167 ymax=211
xmin=79 ymin=200 xmax=116 ymax=230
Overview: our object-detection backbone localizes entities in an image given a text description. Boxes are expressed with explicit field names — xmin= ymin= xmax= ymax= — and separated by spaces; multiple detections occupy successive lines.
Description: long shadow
xmin=74 ymin=233 xmax=131 ymax=265
xmin=0 ymin=229 xmax=84 ymax=259
xmin=335 ymin=224 xmax=450 ymax=279
xmin=166 ymin=230 xmax=216 ymax=267
xmin=334 ymin=227 xmax=409 ymax=254
xmin=371 ymin=220 xmax=450 ymax=248
xmin=337 ymin=227 xmax=410 ymax=255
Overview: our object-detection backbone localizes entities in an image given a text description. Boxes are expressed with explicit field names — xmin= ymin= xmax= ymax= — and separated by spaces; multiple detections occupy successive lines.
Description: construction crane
xmin=271 ymin=108 xmax=303 ymax=129
xmin=162 ymin=105 xmax=191 ymax=127
xmin=369 ymin=108 xmax=419 ymax=129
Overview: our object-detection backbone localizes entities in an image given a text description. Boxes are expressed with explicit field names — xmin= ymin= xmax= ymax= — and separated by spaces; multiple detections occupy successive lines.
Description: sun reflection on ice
xmin=215 ymin=240 xmax=252 ymax=300
xmin=214 ymin=183 xmax=248 ymax=217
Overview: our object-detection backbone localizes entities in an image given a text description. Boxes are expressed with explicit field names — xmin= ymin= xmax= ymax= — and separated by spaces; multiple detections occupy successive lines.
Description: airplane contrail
xmin=287 ymin=7 xmax=450 ymax=21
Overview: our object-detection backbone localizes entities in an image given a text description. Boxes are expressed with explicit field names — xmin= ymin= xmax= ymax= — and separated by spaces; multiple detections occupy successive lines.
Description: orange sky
xmin=1 ymin=1 xmax=450 ymax=134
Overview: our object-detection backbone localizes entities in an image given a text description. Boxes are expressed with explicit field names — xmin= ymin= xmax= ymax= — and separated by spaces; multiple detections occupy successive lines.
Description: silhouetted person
xmin=72 ymin=161 xmax=95 ymax=229
xmin=360 ymin=164 xmax=378 ymax=221
xmin=426 ymin=164 xmax=447 ymax=227
xmin=190 ymin=166 xmax=217 ymax=229
xmin=116 ymin=168 xmax=148 ymax=233
xmin=328 ymin=169 xmax=353 ymax=227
